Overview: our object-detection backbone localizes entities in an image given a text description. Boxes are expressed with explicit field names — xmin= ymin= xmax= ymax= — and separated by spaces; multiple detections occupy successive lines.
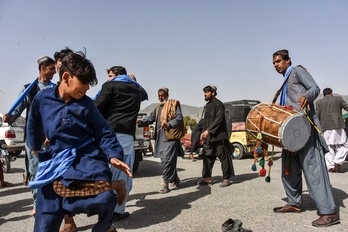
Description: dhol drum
xmin=246 ymin=103 xmax=311 ymax=152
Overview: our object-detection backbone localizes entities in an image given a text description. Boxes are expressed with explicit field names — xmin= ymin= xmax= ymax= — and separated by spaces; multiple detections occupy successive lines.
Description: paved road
xmin=1 ymin=151 xmax=347 ymax=232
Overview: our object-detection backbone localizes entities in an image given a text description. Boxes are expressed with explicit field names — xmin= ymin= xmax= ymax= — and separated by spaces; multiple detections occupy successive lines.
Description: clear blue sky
xmin=1 ymin=0 xmax=347 ymax=115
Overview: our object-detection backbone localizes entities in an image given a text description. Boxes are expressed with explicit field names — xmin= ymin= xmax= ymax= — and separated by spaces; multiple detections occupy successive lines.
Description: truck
xmin=224 ymin=100 xmax=261 ymax=159
xmin=133 ymin=113 xmax=150 ymax=172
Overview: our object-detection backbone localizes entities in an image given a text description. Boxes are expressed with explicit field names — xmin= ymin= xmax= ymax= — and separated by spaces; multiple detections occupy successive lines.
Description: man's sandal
xmin=171 ymin=176 xmax=181 ymax=189
xmin=0 ymin=181 xmax=14 ymax=188
xmin=159 ymin=184 xmax=170 ymax=194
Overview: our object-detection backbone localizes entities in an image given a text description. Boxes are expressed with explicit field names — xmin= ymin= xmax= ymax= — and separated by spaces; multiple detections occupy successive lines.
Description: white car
xmin=0 ymin=113 xmax=25 ymax=156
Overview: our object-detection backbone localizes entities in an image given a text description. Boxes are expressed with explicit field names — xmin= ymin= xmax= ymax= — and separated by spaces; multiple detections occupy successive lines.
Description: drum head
xmin=280 ymin=114 xmax=311 ymax=152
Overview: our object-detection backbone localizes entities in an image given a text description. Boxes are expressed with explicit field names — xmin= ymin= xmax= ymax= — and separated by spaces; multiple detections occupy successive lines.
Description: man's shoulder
xmin=318 ymin=95 xmax=343 ymax=105
xmin=324 ymin=95 xmax=342 ymax=102
xmin=293 ymin=65 xmax=308 ymax=72
xmin=332 ymin=95 xmax=344 ymax=100
xmin=212 ymin=98 xmax=223 ymax=105
xmin=292 ymin=65 xmax=312 ymax=78
xmin=205 ymin=98 xmax=223 ymax=108
xmin=105 ymin=80 xmax=141 ymax=90
xmin=167 ymin=99 xmax=180 ymax=104
xmin=316 ymin=97 xmax=325 ymax=103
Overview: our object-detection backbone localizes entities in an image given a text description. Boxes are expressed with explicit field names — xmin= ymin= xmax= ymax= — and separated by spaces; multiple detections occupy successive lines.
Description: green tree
xmin=183 ymin=116 xmax=197 ymax=131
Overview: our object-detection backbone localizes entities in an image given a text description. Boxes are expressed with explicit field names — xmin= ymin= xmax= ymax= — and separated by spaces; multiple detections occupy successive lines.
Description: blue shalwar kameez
xmin=27 ymin=87 xmax=124 ymax=232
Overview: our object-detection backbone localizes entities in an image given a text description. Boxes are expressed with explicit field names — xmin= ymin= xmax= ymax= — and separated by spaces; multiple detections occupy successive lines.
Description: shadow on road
xmin=133 ymin=159 xmax=162 ymax=178
xmin=117 ymin=183 xmax=211 ymax=230
xmin=0 ymin=186 xmax=31 ymax=197
xmin=0 ymin=198 xmax=33 ymax=225
xmin=277 ymin=186 xmax=348 ymax=213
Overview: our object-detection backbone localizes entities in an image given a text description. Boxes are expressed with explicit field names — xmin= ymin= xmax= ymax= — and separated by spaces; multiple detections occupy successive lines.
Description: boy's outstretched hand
xmin=110 ymin=158 xmax=132 ymax=177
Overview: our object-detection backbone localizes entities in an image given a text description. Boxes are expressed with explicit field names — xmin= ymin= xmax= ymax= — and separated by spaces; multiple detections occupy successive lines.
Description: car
xmin=180 ymin=133 xmax=192 ymax=151
xmin=0 ymin=113 xmax=25 ymax=156
xmin=224 ymin=99 xmax=261 ymax=159
xmin=133 ymin=113 xmax=150 ymax=172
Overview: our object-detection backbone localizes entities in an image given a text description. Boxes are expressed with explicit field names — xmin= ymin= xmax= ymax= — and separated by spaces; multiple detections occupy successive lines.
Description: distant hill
xmin=140 ymin=94 xmax=348 ymax=121
xmin=140 ymin=103 xmax=204 ymax=121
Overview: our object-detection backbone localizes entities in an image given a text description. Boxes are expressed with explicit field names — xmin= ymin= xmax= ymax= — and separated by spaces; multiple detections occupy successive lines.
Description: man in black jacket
xmin=94 ymin=66 xmax=147 ymax=220
xmin=198 ymin=85 xmax=234 ymax=187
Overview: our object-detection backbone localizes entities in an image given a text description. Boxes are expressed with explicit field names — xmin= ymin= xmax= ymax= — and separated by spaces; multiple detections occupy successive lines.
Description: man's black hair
xmin=323 ymin=88 xmax=332 ymax=97
xmin=107 ymin=66 xmax=127 ymax=76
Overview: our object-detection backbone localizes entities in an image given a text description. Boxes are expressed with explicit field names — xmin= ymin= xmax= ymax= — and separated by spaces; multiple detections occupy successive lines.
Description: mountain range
xmin=140 ymin=94 xmax=348 ymax=120
xmin=140 ymin=103 xmax=204 ymax=120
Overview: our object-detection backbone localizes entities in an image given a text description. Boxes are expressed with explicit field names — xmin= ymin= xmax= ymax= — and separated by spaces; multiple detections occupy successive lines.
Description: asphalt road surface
xmin=1 ymin=151 xmax=347 ymax=232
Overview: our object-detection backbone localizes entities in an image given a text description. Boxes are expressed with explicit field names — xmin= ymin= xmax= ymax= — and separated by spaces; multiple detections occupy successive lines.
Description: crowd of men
xmin=1 ymin=48 xmax=347 ymax=231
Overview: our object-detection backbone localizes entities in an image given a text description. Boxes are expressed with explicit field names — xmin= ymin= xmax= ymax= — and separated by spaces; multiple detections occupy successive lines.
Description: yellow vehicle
xmin=224 ymin=100 xmax=260 ymax=159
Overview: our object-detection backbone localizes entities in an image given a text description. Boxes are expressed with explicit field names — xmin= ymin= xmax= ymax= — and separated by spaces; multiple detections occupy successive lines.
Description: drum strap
xmin=303 ymin=108 xmax=321 ymax=134
xmin=272 ymin=75 xmax=291 ymax=104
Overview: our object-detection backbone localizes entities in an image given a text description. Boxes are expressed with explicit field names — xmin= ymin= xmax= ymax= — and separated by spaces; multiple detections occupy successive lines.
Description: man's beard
xmin=204 ymin=96 xmax=211 ymax=101
xmin=159 ymin=98 xmax=168 ymax=105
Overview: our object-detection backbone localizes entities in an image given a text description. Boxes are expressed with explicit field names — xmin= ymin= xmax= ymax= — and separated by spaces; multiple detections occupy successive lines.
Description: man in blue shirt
xmin=3 ymin=55 xmax=56 ymax=216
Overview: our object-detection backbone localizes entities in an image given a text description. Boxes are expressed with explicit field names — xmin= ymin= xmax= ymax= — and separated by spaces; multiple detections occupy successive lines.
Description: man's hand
xmin=44 ymin=138 xmax=50 ymax=146
xmin=162 ymin=122 xmax=171 ymax=129
xmin=3 ymin=114 xmax=14 ymax=123
xmin=298 ymin=96 xmax=310 ymax=110
xmin=32 ymin=150 xmax=39 ymax=158
xmin=201 ymin=130 xmax=209 ymax=139
xmin=110 ymin=158 xmax=132 ymax=177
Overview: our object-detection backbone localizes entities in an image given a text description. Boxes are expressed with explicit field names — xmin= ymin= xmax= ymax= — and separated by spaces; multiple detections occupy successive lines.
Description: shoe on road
xmin=273 ymin=204 xmax=302 ymax=213
xmin=312 ymin=213 xmax=340 ymax=227
xmin=219 ymin=179 xmax=232 ymax=187
xmin=113 ymin=212 xmax=130 ymax=221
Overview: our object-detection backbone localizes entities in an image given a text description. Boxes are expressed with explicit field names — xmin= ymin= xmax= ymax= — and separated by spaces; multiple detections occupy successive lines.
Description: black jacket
xmin=94 ymin=81 xmax=147 ymax=137
xmin=203 ymin=98 xmax=228 ymax=143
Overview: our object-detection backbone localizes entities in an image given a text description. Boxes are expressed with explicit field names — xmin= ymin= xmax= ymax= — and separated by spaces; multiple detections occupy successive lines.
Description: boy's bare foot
xmin=106 ymin=225 xmax=117 ymax=232
xmin=59 ymin=216 xmax=77 ymax=232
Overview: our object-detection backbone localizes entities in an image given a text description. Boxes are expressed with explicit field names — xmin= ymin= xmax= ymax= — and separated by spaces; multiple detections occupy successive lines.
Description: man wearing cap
xmin=199 ymin=85 xmax=235 ymax=187
xmin=137 ymin=87 xmax=184 ymax=193
xmin=272 ymin=49 xmax=338 ymax=227
xmin=3 ymin=55 xmax=56 ymax=216
xmin=94 ymin=66 xmax=148 ymax=220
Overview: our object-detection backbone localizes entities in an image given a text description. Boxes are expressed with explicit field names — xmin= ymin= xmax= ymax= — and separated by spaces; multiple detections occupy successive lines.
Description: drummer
xmin=272 ymin=49 xmax=339 ymax=227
